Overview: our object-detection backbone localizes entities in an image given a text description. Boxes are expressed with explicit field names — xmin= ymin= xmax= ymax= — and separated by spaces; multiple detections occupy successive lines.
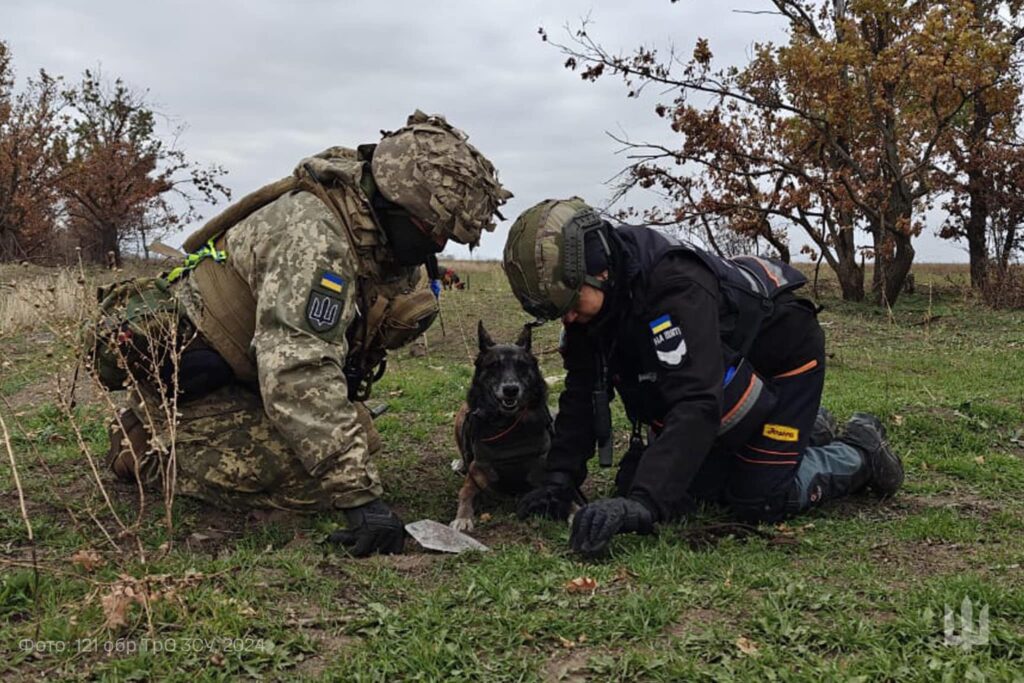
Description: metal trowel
xmin=405 ymin=519 xmax=490 ymax=554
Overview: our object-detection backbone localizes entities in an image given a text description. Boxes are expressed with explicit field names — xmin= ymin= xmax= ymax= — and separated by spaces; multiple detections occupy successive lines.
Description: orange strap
xmin=773 ymin=359 xmax=819 ymax=379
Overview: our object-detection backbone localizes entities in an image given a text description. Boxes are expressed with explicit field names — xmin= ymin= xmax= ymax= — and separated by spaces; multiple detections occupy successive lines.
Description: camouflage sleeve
xmin=232 ymin=191 xmax=368 ymax=477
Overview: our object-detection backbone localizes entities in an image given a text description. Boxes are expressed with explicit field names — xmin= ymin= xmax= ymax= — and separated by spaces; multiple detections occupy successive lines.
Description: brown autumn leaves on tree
xmin=547 ymin=0 xmax=1024 ymax=305
xmin=0 ymin=41 xmax=228 ymax=266
xmin=0 ymin=42 xmax=66 ymax=262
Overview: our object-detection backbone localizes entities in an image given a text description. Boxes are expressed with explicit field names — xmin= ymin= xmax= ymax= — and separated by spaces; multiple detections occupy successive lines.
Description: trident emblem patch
xmin=307 ymin=291 xmax=342 ymax=332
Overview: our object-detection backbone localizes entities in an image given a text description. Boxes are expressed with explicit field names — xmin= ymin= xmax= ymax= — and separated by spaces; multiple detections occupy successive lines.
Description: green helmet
xmin=503 ymin=197 xmax=609 ymax=321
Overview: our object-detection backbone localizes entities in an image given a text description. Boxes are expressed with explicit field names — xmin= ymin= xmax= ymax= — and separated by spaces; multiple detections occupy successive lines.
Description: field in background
xmin=1 ymin=261 xmax=1023 ymax=681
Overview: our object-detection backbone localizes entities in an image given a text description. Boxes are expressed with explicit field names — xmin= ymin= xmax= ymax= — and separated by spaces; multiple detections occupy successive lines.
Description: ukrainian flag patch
xmin=319 ymin=271 xmax=345 ymax=293
xmin=650 ymin=314 xmax=672 ymax=334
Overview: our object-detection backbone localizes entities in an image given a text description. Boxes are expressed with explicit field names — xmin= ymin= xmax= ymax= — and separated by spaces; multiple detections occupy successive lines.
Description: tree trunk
xmin=872 ymin=209 xmax=915 ymax=307
xmin=834 ymin=212 xmax=864 ymax=301
xmin=836 ymin=253 xmax=864 ymax=301
xmin=965 ymin=185 xmax=989 ymax=289
xmin=99 ymin=222 xmax=121 ymax=268
xmin=881 ymin=232 xmax=914 ymax=306
xmin=965 ymin=93 xmax=992 ymax=289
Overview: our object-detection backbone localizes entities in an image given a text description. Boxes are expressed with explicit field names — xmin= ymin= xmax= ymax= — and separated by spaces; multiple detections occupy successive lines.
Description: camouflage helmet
xmin=503 ymin=197 xmax=609 ymax=321
xmin=371 ymin=110 xmax=512 ymax=248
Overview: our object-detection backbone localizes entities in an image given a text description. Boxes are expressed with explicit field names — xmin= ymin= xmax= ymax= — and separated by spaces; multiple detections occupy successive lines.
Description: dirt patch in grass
xmin=862 ymin=609 xmax=899 ymax=624
xmin=292 ymin=627 xmax=360 ymax=679
xmin=473 ymin=516 xmax=555 ymax=550
xmin=900 ymin=492 xmax=1004 ymax=519
xmin=539 ymin=649 xmax=592 ymax=683
xmin=4 ymin=368 xmax=102 ymax=415
xmin=665 ymin=606 xmax=738 ymax=639
xmin=872 ymin=539 xmax=977 ymax=579
xmin=373 ymin=552 xmax=444 ymax=575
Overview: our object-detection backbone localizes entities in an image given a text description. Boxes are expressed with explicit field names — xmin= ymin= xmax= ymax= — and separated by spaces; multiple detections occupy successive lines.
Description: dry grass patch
xmin=0 ymin=268 xmax=87 ymax=336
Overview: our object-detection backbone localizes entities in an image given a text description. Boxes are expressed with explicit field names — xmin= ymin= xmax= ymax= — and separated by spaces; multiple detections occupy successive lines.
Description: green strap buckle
xmin=166 ymin=238 xmax=227 ymax=283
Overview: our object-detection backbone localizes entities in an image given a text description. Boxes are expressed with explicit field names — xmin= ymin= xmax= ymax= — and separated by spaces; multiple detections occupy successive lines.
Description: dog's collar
xmin=478 ymin=409 xmax=528 ymax=444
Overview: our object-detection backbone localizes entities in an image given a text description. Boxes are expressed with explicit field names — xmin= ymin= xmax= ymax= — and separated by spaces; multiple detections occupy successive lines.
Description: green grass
xmin=1 ymin=263 xmax=1023 ymax=681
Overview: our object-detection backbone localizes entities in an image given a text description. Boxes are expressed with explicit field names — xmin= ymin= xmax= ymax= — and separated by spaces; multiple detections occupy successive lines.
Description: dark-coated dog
xmin=450 ymin=321 xmax=552 ymax=532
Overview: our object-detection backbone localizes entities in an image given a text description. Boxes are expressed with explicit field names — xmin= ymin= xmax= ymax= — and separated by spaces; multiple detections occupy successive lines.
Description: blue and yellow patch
xmin=649 ymin=314 xmax=687 ymax=367
xmin=319 ymin=271 xmax=345 ymax=293
xmin=307 ymin=270 xmax=348 ymax=337
xmin=649 ymin=314 xmax=672 ymax=335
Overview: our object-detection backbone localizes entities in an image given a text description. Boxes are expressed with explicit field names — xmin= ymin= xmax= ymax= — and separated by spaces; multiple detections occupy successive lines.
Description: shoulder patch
xmin=763 ymin=423 xmax=799 ymax=442
xmin=650 ymin=314 xmax=687 ymax=367
xmin=306 ymin=270 xmax=348 ymax=334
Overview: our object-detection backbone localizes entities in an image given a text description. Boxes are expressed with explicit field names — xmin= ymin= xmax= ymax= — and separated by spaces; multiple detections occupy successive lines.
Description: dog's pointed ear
xmin=515 ymin=324 xmax=532 ymax=353
xmin=478 ymin=320 xmax=495 ymax=352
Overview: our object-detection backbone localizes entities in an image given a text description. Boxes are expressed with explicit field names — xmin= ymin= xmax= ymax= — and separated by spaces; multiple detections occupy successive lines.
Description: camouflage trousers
xmin=113 ymin=384 xmax=383 ymax=512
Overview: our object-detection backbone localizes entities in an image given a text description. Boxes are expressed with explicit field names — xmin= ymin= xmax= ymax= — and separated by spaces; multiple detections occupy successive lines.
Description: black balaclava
xmin=372 ymin=192 xmax=443 ymax=266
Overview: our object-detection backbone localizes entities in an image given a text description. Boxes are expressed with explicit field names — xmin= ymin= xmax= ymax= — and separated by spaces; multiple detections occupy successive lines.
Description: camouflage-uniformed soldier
xmin=90 ymin=111 xmax=511 ymax=556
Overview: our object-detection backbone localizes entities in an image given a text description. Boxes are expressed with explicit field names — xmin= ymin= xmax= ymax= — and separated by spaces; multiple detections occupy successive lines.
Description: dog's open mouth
xmin=499 ymin=397 xmax=520 ymax=412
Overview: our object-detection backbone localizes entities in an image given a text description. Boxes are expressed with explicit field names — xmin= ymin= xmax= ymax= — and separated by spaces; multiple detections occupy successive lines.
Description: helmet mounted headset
xmin=530 ymin=205 xmax=615 ymax=322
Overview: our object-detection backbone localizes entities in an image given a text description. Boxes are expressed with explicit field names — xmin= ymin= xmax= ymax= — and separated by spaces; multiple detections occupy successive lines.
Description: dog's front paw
xmin=449 ymin=517 xmax=475 ymax=533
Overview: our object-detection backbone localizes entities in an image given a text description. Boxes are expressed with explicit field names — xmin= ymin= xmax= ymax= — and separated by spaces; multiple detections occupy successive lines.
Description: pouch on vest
xmin=85 ymin=277 xmax=179 ymax=391
xmin=343 ymin=288 xmax=438 ymax=401
xmin=378 ymin=289 xmax=439 ymax=350
xmin=85 ymin=277 xmax=232 ymax=401
xmin=717 ymin=359 xmax=777 ymax=451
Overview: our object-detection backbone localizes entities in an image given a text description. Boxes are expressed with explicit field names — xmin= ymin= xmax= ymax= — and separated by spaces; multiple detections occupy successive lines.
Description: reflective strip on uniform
xmin=745 ymin=256 xmax=791 ymax=288
xmin=773 ymin=359 xmax=819 ymax=379
xmin=729 ymin=260 xmax=764 ymax=295
xmin=718 ymin=373 xmax=764 ymax=435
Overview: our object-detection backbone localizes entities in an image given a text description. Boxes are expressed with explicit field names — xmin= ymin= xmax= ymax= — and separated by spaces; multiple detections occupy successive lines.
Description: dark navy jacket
xmin=547 ymin=225 xmax=816 ymax=520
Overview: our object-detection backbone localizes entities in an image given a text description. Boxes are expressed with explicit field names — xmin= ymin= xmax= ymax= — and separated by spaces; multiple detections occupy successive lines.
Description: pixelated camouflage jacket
xmin=175 ymin=149 xmax=420 ymax=477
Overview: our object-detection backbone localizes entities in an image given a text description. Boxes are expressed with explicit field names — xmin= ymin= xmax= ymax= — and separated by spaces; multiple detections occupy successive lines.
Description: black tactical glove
xmin=327 ymin=499 xmax=405 ymax=557
xmin=569 ymin=497 xmax=655 ymax=558
xmin=516 ymin=472 xmax=578 ymax=521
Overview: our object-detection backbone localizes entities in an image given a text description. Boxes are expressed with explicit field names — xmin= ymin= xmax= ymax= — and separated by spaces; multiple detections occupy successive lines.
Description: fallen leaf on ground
xmin=565 ymin=577 xmax=598 ymax=594
xmin=101 ymin=586 xmax=133 ymax=629
xmin=612 ymin=566 xmax=637 ymax=583
xmin=736 ymin=636 xmax=759 ymax=656
xmin=975 ymin=456 xmax=985 ymax=465
xmin=479 ymin=513 xmax=492 ymax=523
xmin=71 ymin=549 xmax=104 ymax=572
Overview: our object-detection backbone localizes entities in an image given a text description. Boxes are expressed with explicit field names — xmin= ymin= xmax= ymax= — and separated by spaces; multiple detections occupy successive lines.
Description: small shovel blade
xmin=405 ymin=519 xmax=490 ymax=554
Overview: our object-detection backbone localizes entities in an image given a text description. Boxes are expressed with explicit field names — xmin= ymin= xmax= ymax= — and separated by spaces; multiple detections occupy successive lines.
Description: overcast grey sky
xmin=4 ymin=0 xmax=966 ymax=262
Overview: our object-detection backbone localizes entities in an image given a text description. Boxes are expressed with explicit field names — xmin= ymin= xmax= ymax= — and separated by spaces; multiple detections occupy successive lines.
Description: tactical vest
xmin=616 ymin=225 xmax=807 ymax=358
xmin=612 ymin=226 xmax=808 ymax=448
xmin=172 ymin=147 xmax=437 ymax=399
xmin=460 ymin=408 xmax=553 ymax=494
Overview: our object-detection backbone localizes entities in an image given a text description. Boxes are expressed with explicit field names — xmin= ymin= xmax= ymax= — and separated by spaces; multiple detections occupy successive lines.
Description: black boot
xmin=809 ymin=407 xmax=838 ymax=447
xmin=837 ymin=413 xmax=904 ymax=497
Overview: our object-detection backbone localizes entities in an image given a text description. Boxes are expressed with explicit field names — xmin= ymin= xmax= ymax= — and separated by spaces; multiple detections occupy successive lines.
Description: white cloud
xmin=3 ymin=0 xmax=966 ymax=262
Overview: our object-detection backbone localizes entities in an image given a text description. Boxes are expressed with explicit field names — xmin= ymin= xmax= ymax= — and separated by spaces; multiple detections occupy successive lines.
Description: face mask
xmin=374 ymin=195 xmax=443 ymax=266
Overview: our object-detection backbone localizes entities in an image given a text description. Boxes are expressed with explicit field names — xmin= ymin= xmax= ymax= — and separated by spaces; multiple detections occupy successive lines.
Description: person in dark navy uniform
xmin=502 ymin=197 xmax=904 ymax=558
